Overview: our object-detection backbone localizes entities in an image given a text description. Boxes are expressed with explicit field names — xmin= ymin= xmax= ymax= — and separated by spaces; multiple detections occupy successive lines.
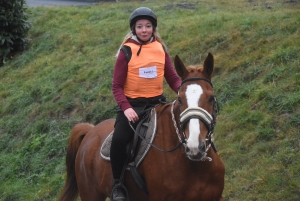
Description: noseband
xmin=171 ymin=77 xmax=219 ymax=161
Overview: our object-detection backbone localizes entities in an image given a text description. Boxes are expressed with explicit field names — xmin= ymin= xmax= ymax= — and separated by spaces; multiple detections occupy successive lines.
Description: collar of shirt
xmin=131 ymin=35 xmax=154 ymax=44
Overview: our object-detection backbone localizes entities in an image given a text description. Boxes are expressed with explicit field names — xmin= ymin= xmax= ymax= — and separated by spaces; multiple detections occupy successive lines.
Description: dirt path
xmin=26 ymin=0 xmax=96 ymax=7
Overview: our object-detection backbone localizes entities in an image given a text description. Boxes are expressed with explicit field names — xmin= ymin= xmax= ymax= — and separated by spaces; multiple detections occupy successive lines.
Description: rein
xmin=129 ymin=121 xmax=183 ymax=153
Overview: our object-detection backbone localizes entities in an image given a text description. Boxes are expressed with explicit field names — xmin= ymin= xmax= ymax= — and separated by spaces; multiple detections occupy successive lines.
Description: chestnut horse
xmin=58 ymin=53 xmax=225 ymax=201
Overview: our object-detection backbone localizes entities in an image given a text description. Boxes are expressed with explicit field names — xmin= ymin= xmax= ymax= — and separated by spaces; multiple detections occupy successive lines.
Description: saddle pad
xmin=100 ymin=109 xmax=157 ymax=167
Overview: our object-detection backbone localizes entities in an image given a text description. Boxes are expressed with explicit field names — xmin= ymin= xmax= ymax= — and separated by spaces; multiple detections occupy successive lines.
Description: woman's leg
xmin=110 ymin=111 xmax=135 ymax=180
xmin=110 ymin=111 xmax=137 ymax=201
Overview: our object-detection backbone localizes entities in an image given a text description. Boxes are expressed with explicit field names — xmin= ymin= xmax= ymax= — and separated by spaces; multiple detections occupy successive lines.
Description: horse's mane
xmin=186 ymin=65 xmax=204 ymax=73
xmin=155 ymin=102 xmax=172 ymax=115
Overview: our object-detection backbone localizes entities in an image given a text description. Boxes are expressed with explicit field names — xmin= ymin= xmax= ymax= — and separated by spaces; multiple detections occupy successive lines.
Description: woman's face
xmin=135 ymin=19 xmax=153 ymax=42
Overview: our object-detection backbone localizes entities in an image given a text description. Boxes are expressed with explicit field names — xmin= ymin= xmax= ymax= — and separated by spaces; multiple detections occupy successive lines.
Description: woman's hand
xmin=124 ymin=108 xmax=139 ymax=123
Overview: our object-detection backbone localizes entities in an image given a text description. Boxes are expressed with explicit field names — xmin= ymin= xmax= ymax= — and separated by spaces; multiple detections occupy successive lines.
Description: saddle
xmin=100 ymin=108 xmax=157 ymax=194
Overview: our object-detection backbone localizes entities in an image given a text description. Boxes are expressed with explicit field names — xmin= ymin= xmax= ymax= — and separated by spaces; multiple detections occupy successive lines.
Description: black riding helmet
xmin=129 ymin=7 xmax=157 ymax=32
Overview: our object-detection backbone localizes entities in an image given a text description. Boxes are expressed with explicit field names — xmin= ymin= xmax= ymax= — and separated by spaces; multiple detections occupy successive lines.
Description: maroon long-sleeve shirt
xmin=112 ymin=39 xmax=181 ymax=111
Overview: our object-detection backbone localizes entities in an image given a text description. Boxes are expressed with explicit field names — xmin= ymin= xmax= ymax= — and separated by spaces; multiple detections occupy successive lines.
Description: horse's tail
xmin=57 ymin=123 xmax=94 ymax=201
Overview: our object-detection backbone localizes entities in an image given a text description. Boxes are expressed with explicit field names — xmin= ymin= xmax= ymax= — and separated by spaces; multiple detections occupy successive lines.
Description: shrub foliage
xmin=0 ymin=0 xmax=30 ymax=66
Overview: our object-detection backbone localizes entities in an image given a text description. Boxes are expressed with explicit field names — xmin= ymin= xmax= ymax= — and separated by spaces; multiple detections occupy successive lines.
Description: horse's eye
xmin=209 ymin=95 xmax=215 ymax=103
xmin=178 ymin=97 xmax=182 ymax=104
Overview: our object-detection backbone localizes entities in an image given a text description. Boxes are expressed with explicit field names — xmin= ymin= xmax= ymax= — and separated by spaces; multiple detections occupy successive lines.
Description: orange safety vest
xmin=123 ymin=41 xmax=165 ymax=98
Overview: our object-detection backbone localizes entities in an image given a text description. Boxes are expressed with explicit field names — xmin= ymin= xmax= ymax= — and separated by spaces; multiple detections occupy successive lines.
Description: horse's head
xmin=173 ymin=53 xmax=218 ymax=161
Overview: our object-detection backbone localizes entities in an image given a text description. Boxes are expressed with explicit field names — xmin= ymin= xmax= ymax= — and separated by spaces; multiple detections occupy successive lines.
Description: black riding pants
xmin=110 ymin=111 xmax=137 ymax=180
xmin=110 ymin=94 xmax=166 ymax=180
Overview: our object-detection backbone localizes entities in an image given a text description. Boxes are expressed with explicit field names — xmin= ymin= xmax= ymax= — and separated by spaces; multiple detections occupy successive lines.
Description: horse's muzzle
xmin=185 ymin=141 xmax=206 ymax=161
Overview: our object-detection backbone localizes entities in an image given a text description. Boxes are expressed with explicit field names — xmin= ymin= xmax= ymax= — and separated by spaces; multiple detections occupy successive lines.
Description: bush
xmin=0 ymin=0 xmax=31 ymax=66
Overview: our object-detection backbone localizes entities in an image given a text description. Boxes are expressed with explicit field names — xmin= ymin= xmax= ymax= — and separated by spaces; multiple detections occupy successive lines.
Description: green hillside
xmin=0 ymin=0 xmax=299 ymax=200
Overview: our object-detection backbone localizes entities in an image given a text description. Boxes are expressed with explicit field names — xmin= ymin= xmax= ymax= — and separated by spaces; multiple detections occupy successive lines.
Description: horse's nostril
xmin=185 ymin=146 xmax=190 ymax=153
xmin=198 ymin=142 xmax=206 ymax=153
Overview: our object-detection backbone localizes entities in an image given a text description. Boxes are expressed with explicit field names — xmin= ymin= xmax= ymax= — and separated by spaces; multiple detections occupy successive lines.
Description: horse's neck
xmin=156 ymin=103 xmax=178 ymax=132
xmin=156 ymin=103 xmax=182 ymax=147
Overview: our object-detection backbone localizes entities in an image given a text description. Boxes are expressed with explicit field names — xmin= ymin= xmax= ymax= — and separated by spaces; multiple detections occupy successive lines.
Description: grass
xmin=0 ymin=0 xmax=300 ymax=200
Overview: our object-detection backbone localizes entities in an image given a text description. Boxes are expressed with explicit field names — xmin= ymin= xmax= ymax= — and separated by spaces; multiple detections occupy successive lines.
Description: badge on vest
xmin=139 ymin=66 xmax=157 ymax=78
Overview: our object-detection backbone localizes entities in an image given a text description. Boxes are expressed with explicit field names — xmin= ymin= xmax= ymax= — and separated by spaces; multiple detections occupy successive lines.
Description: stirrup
xmin=110 ymin=180 xmax=129 ymax=201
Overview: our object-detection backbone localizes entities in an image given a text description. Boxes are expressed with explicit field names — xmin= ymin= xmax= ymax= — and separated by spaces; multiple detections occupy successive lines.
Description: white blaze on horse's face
xmin=185 ymin=84 xmax=204 ymax=156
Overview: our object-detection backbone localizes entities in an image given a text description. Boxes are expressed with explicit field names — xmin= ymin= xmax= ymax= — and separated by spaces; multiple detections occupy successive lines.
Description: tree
xmin=0 ymin=0 xmax=31 ymax=66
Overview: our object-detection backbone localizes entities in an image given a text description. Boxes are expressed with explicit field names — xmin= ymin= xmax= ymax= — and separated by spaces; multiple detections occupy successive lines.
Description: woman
xmin=110 ymin=7 xmax=181 ymax=201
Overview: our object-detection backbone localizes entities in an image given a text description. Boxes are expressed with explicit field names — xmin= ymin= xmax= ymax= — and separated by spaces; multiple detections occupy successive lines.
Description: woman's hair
xmin=115 ymin=26 xmax=167 ymax=57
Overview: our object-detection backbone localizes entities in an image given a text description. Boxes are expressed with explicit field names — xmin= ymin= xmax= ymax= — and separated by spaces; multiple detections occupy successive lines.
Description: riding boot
xmin=111 ymin=179 xmax=127 ymax=201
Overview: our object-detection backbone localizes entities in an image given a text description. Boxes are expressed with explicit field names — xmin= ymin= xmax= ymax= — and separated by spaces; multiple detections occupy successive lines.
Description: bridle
xmin=128 ymin=77 xmax=219 ymax=159
xmin=171 ymin=77 xmax=219 ymax=161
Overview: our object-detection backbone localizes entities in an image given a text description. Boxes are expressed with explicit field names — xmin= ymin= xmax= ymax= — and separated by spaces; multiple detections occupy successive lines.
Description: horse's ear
xmin=174 ymin=55 xmax=189 ymax=79
xmin=203 ymin=52 xmax=214 ymax=79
